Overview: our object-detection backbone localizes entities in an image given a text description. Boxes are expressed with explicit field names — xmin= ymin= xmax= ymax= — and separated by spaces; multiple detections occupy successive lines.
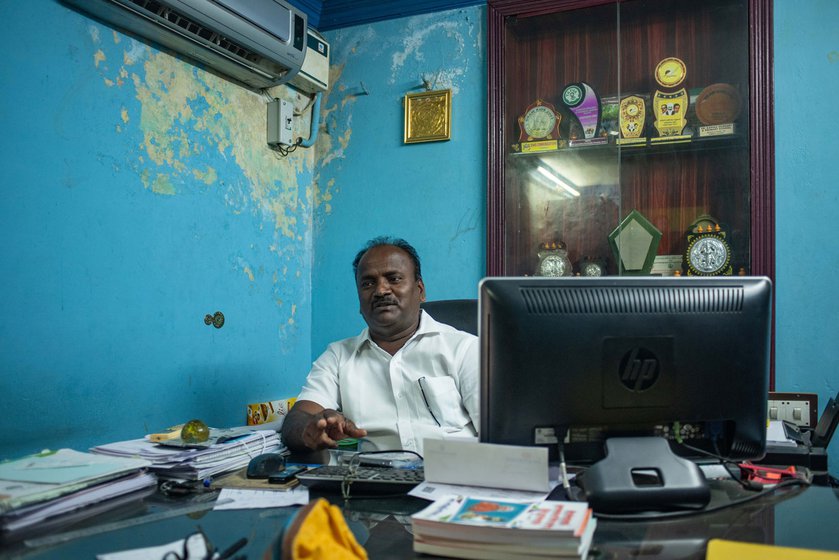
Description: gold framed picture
xmin=404 ymin=89 xmax=451 ymax=144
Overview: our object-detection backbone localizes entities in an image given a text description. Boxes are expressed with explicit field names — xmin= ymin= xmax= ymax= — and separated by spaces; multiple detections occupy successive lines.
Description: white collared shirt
xmin=296 ymin=311 xmax=479 ymax=455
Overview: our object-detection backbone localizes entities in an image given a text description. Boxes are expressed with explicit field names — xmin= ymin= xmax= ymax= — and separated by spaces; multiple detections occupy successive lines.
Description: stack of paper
xmin=0 ymin=449 xmax=156 ymax=540
xmin=411 ymin=496 xmax=596 ymax=559
xmin=90 ymin=429 xmax=284 ymax=481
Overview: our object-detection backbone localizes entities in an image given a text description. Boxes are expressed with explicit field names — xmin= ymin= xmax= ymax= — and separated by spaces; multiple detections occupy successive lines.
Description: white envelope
xmin=422 ymin=439 xmax=549 ymax=492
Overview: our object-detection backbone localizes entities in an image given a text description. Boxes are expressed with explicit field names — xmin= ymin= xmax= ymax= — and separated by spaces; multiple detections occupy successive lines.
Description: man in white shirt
xmin=281 ymin=237 xmax=479 ymax=455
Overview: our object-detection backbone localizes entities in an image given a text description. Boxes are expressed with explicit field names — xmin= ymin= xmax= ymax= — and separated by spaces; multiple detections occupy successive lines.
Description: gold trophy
xmin=617 ymin=95 xmax=647 ymax=146
xmin=651 ymin=57 xmax=692 ymax=144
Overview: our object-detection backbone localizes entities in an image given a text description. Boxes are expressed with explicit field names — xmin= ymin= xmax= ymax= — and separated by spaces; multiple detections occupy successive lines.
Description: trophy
xmin=694 ymin=83 xmax=742 ymax=137
xmin=617 ymin=95 xmax=647 ymax=146
xmin=651 ymin=57 xmax=692 ymax=144
xmin=561 ymin=82 xmax=607 ymax=147
xmin=608 ymin=210 xmax=662 ymax=276
xmin=513 ymin=99 xmax=563 ymax=153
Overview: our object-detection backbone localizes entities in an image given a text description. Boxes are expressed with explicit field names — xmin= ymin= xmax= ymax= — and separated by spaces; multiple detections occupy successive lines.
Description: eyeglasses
xmin=341 ymin=452 xmax=364 ymax=500
xmin=339 ymin=449 xmax=424 ymax=500
xmin=161 ymin=526 xmax=247 ymax=560
xmin=418 ymin=377 xmax=441 ymax=427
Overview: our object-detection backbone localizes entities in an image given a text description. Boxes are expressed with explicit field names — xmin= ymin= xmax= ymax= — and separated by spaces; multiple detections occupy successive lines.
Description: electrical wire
xmin=269 ymin=138 xmax=301 ymax=157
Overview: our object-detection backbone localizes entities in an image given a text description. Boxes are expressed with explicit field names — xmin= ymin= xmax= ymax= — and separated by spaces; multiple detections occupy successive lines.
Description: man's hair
xmin=352 ymin=236 xmax=422 ymax=281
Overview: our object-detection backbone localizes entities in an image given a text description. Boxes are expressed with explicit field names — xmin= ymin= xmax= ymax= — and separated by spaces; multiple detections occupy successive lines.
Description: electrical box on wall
xmin=267 ymin=98 xmax=294 ymax=146
xmin=289 ymin=28 xmax=329 ymax=93
xmin=768 ymin=392 xmax=818 ymax=427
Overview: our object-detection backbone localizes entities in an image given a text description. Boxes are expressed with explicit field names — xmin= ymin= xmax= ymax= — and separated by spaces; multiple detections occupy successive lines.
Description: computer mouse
xmin=246 ymin=453 xmax=286 ymax=479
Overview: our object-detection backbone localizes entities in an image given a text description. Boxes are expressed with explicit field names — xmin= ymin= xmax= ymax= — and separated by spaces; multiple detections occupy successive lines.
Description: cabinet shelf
xmin=487 ymin=0 xmax=775 ymax=384
xmin=511 ymin=132 xmax=747 ymax=159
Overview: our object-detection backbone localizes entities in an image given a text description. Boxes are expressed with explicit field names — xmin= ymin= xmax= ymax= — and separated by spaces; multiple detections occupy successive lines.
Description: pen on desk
xmin=217 ymin=536 xmax=248 ymax=559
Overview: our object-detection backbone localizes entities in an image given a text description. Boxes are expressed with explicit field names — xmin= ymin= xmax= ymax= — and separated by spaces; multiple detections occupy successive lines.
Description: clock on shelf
xmin=536 ymin=241 xmax=572 ymax=277
xmin=684 ymin=215 xmax=733 ymax=276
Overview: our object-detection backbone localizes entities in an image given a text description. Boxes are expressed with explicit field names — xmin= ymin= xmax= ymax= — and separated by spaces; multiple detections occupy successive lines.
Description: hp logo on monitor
xmin=619 ymin=347 xmax=660 ymax=391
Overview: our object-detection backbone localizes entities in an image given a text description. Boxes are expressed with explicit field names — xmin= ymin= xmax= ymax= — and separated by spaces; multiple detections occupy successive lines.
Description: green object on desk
xmin=337 ymin=438 xmax=359 ymax=450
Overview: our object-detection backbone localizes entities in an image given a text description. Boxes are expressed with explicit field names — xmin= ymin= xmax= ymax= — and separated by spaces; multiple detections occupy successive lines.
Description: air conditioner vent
xmin=124 ymin=0 xmax=262 ymax=64
xmin=64 ymin=0 xmax=307 ymax=90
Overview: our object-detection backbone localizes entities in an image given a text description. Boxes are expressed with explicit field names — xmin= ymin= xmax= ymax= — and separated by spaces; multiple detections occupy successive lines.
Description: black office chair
xmin=420 ymin=299 xmax=478 ymax=335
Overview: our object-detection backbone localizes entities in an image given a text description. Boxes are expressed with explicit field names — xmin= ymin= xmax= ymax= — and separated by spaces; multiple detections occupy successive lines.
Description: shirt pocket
xmin=418 ymin=376 xmax=472 ymax=432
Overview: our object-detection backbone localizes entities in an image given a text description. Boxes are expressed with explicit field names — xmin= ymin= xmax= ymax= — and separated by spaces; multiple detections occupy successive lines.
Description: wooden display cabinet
xmin=487 ymin=0 xmax=774 ymax=282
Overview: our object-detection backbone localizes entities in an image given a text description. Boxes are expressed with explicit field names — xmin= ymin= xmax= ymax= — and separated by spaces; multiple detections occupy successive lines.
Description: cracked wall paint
xmin=78 ymin=23 xmax=315 ymax=332
xmin=311 ymin=7 xmax=487 ymax=356
xmin=85 ymin=25 xmax=311 ymax=238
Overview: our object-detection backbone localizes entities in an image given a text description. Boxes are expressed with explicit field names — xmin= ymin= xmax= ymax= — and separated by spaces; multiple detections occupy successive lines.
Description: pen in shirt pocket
xmin=418 ymin=376 xmax=441 ymax=426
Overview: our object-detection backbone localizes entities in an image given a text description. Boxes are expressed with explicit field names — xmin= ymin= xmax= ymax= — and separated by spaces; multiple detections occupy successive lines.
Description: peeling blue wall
xmin=774 ymin=0 xmax=839 ymax=470
xmin=0 ymin=1 xmax=314 ymax=459
xmin=313 ymin=6 xmax=487 ymax=354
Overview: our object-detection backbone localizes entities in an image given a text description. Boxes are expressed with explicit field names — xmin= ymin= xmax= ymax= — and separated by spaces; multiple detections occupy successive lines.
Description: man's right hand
xmin=282 ymin=400 xmax=367 ymax=451
xmin=303 ymin=409 xmax=367 ymax=449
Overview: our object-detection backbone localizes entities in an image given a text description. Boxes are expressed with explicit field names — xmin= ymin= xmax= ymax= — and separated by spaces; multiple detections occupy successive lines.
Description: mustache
xmin=373 ymin=296 xmax=398 ymax=308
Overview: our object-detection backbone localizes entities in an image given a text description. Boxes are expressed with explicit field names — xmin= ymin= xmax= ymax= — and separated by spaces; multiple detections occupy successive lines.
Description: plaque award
xmin=404 ymin=89 xmax=452 ymax=144
xmin=608 ymin=210 xmax=662 ymax=276
xmin=695 ymin=83 xmax=741 ymax=137
xmin=652 ymin=89 xmax=691 ymax=143
xmin=651 ymin=57 xmax=692 ymax=144
xmin=617 ymin=95 xmax=647 ymax=146
xmin=562 ymin=82 xmax=607 ymax=147
xmin=513 ymin=99 xmax=563 ymax=153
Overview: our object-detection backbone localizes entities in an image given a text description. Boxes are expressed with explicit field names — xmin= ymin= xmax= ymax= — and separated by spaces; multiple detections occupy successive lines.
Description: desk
xmin=6 ymin=478 xmax=839 ymax=559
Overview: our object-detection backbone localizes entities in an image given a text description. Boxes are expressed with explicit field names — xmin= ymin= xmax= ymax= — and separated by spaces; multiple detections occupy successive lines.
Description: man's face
xmin=356 ymin=245 xmax=426 ymax=338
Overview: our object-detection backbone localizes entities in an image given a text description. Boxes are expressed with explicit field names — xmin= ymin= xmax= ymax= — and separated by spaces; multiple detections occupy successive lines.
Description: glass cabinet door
xmin=487 ymin=0 xmax=774 ymax=281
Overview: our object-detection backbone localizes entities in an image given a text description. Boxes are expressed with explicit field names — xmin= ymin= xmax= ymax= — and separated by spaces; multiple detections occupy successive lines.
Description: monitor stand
xmin=578 ymin=436 xmax=710 ymax=514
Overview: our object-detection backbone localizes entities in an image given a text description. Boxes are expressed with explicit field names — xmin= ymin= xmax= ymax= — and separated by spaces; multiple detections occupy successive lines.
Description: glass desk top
xmin=7 ymin=477 xmax=839 ymax=560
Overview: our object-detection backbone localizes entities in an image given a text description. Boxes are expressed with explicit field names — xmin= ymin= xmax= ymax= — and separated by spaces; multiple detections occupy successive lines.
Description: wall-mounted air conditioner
xmin=63 ymin=0 xmax=308 ymax=90
xmin=290 ymin=28 xmax=329 ymax=93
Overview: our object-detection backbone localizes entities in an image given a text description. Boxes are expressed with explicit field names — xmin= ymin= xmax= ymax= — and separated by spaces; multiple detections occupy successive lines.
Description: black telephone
xmin=811 ymin=393 xmax=839 ymax=448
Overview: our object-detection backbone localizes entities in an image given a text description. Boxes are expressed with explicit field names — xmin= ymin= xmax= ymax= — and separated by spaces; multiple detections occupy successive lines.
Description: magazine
xmin=411 ymin=496 xmax=596 ymax=559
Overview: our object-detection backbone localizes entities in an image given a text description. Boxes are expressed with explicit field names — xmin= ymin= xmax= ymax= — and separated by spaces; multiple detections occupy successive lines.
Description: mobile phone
xmin=268 ymin=465 xmax=307 ymax=484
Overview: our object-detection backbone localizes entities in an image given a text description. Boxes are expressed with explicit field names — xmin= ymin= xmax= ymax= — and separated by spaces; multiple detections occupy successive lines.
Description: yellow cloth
xmin=707 ymin=539 xmax=839 ymax=559
xmin=289 ymin=498 xmax=368 ymax=560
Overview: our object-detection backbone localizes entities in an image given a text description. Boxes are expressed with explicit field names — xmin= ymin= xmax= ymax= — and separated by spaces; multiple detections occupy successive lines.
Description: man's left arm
xmin=454 ymin=336 xmax=481 ymax=432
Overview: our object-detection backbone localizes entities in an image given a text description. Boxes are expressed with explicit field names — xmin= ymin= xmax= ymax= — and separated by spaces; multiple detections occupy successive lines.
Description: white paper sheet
xmin=97 ymin=537 xmax=207 ymax=560
xmin=423 ymin=439 xmax=550 ymax=492
xmin=212 ymin=487 xmax=309 ymax=509
xmin=767 ymin=420 xmax=798 ymax=447
xmin=408 ymin=480 xmax=554 ymax=502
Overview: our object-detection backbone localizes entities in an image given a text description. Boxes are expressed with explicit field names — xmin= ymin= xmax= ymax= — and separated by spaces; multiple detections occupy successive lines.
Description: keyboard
xmin=296 ymin=465 xmax=425 ymax=494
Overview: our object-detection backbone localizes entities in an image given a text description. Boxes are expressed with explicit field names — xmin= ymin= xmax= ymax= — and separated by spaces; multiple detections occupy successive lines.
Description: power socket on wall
xmin=267 ymin=98 xmax=294 ymax=147
xmin=768 ymin=392 xmax=818 ymax=428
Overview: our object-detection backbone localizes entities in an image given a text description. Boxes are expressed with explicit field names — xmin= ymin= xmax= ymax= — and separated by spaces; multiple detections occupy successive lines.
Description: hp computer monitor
xmin=479 ymin=276 xmax=772 ymax=465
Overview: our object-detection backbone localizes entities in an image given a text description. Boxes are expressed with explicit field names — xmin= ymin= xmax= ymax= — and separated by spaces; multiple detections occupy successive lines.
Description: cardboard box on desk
xmin=247 ymin=397 xmax=296 ymax=426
